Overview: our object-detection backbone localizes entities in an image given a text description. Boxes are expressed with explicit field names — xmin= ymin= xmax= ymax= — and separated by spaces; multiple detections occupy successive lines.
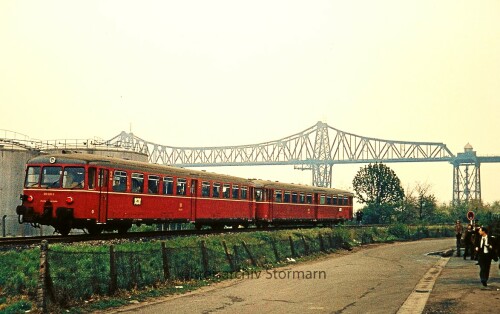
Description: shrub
xmin=387 ymin=223 xmax=409 ymax=239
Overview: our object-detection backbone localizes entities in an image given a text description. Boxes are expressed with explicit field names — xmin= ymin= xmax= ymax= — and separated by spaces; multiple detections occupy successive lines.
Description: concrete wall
xmin=0 ymin=147 xmax=147 ymax=236
xmin=0 ymin=148 xmax=38 ymax=236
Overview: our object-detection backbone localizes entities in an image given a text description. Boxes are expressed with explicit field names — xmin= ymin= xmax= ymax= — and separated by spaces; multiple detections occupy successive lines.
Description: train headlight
xmin=27 ymin=195 xmax=34 ymax=203
xmin=66 ymin=196 xmax=74 ymax=204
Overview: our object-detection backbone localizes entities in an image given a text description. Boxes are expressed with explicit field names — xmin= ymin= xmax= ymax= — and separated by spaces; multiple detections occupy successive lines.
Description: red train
xmin=15 ymin=153 xmax=354 ymax=235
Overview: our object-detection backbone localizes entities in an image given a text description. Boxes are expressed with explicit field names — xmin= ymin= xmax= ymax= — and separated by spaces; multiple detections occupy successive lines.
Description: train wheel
xmin=87 ymin=225 xmax=103 ymax=235
xmin=117 ymin=225 xmax=130 ymax=234
xmin=195 ymin=223 xmax=203 ymax=231
xmin=212 ymin=224 xmax=224 ymax=231
xmin=58 ymin=225 xmax=71 ymax=236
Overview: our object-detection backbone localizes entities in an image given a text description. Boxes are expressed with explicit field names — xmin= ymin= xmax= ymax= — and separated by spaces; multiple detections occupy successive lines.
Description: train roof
xmin=251 ymin=179 xmax=353 ymax=196
xmin=27 ymin=153 xmax=253 ymax=185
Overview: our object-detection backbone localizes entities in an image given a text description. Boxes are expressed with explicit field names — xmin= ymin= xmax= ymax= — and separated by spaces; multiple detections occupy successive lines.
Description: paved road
xmin=108 ymin=238 xmax=454 ymax=314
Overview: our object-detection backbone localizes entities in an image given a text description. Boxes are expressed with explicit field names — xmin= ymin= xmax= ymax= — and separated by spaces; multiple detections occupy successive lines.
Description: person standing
xmin=356 ymin=210 xmax=363 ymax=225
xmin=454 ymin=220 xmax=463 ymax=257
xmin=463 ymin=224 xmax=474 ymax=260
xmin=475 ymin=226 xmax=497 ymax=287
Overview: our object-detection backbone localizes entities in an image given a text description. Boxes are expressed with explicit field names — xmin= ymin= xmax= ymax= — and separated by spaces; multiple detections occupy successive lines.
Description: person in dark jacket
xmin=463 ymin=224 xmax=474 ymax=260
xmin=475 ymin=226 xmax=497 ymax=287
xmin=454 ymin=220 xmax=463 ymax=257
xmin=472 ymin=223 xmax=481 ymax=261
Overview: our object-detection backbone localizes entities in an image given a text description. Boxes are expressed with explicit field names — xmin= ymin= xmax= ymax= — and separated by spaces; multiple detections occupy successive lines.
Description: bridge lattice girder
xmin=105 ymin=121 xmax=455 ymax=188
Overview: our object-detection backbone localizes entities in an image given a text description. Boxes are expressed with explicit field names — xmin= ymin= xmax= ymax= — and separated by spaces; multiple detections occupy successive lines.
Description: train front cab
xmin=16 ymin=156 xmax=109 ymax=235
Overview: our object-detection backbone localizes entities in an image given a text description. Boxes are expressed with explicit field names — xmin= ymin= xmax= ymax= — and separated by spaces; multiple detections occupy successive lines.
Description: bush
xmin=387 ymin=223 xmax=409 ymax=239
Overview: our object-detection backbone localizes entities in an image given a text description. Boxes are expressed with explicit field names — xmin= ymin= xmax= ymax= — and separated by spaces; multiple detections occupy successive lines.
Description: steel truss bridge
xmin=102 ymin=121 xmax=500 ymax=204
xmin=2 ymin=122 xmax=500 ymax=203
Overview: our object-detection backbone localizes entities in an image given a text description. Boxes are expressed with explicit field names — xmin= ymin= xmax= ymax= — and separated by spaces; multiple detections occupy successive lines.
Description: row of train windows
xmin=273 ymin=190 xmax=350 ymax=205
xmin=113 ymin=170 xmax=249 ymax=199
xmin=23 ymin=166 xmax=249 ymax=200
xmin=24 ymin=166 xmax=350 ymax=205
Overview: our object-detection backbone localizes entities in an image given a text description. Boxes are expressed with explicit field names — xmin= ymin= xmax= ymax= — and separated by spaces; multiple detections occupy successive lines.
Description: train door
xmin=267 ymin=188 xmax=273 ymax=221
xmin=314 ymin=193 xmax=320 ymax=221
xmin=97 ymin=168 xmax=109 ymax=223
xmin=190 ymin=179 xmax=198 ymax=221
xmin=248 ymin=186 xmax=255 ymax=220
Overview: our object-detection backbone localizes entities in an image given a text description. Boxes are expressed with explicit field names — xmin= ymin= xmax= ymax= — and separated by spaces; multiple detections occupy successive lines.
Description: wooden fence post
xmin=222 ymin=241 xmax=235 ymax=272
xmin=37 ymin=240 xmax=55 ymax=313
xmin=271 ymin=239 xmax=280 ymax=262
xmin=288 ymin=236 xmax=296 ymax=257
xmin=200 ymin=240 xmax=209 ymax=277
xmin=109 ymin=245 xmax=117 ymax=295
xmin=241 ymin=241 xmax=258 ymax=267
xmin=161 ymin=242 xmax=170 ymax=281
xmin=319 ymin=234 xmax=325 ymax=252
xmin=301 ymin=235 xmax=310 ymax=255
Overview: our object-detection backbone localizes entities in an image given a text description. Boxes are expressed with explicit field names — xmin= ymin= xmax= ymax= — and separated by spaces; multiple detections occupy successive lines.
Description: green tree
xmin=352 ymin=163 xmax=404 ymax=206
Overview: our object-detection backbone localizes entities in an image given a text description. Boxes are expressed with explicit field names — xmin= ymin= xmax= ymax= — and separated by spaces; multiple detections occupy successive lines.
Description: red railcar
xmin=15 ymin=153 xmax=353 ymax=235
xmin=16 ymin=153 xmax=255 ymax=235
xmin=253 ymin=180 xmax=353 ymax=227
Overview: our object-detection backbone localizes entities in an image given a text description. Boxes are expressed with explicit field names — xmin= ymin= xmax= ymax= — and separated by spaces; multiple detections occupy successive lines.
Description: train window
xmin=255 ymin=189 xmax=263 ymax=201
xmin=344 ymin=196 xmax=349 ymax=205
xmin=113 ymin=170 xmax=127 ymax=192
xmin=202 ymin=181 xmax=210 ymax=197
xmin=163 ymin=177 xmax=174 ymax=195
xmin=213 ymin=183 xmax=220 ymax=198
xmin=292 ymin=192 xmax=298 ymax=203
xmin=25 ymin=166 xmax=41 ymax=187
xmin=232 ymin=185 xmax=239 ymax=199
xmin=306 ymin=194 xmax=312 ymax=204
xmin=88 ymin=168 xmax=96 ymax=189
xmin=148 ymin=175 xmax=160 ymax=194
xmin=63 ymin=167 xmax=85 ymax=189
xmin=299 ymin=193 xmax=305 ymax=204
xmin=274 ymin=190 xmax=282 ymax=203
xmin=223 ymin=184 xmax=230 ymax=198
xmin=333 ymin=197 xmax=338 ymax=205
xmin=284 ymin=191 xmax=291 ymax=203
xmin=41 ymin=166 xmax=62 ymax=188
xmin=131 ymin=173 xmax=144 ymax=193
xmin=320 ymin=195 xmax=326 ymax=205
xmin=241 ymin=186 xmax=248 ymax=199
xmin=326 ymin=196 xmax=332 ymax=205
xmin=177 ymin=178 xmax=187 ymax=195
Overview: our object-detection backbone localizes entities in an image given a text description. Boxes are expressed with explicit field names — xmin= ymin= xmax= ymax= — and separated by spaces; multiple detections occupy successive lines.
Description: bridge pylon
xmin=312 ymin=121 xmax=332 ymax=187
xmin=452 ymin=143 xmax=481 ymax=204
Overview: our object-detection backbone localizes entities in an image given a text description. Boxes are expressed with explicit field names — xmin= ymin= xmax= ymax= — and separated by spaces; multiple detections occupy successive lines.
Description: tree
xmin=352 ymin=163 xmax=404 ymax=224
xmin=352 ymin=163 xmax=405 ymax=207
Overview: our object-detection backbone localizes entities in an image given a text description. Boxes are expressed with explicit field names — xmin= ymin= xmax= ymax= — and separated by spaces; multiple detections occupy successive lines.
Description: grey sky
xmin=1 ymin=0 xmax=499 ymax=207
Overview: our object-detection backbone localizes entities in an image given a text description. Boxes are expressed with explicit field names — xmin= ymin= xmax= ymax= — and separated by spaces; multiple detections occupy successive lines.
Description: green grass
xmin=0 ymin=224 xmax=454 ymax=313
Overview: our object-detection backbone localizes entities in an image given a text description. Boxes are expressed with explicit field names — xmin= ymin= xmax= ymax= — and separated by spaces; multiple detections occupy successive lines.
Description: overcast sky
xmin=1 ymin=0 xmax=500 ymax=208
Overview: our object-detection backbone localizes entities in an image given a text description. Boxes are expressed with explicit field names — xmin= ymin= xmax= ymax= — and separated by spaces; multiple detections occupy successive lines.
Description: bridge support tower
xmin=312 ymin=121 xmax=333 ymax=187
xmin=452 ymin=143 xmax=481 ymax=204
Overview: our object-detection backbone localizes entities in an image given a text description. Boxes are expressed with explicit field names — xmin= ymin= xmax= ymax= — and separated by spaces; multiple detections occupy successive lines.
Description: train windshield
xmin=25 ymin=166 xmax=41 ymax=187
xmin=41 ymin=166 xmax=63 ymax=188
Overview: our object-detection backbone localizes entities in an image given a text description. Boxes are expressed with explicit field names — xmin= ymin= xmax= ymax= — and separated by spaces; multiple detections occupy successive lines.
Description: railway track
xmin=0 ymin=224 xmax=380 ymax=250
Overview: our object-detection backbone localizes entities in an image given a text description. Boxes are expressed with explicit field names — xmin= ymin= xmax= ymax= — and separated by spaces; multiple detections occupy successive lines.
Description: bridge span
xmin=2 ymin=122 xmax=499 ymax=204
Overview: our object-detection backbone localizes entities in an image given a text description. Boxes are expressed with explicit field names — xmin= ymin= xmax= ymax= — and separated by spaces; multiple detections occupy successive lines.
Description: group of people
xmin=455 ymin=220 xmax=499 ymax=287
